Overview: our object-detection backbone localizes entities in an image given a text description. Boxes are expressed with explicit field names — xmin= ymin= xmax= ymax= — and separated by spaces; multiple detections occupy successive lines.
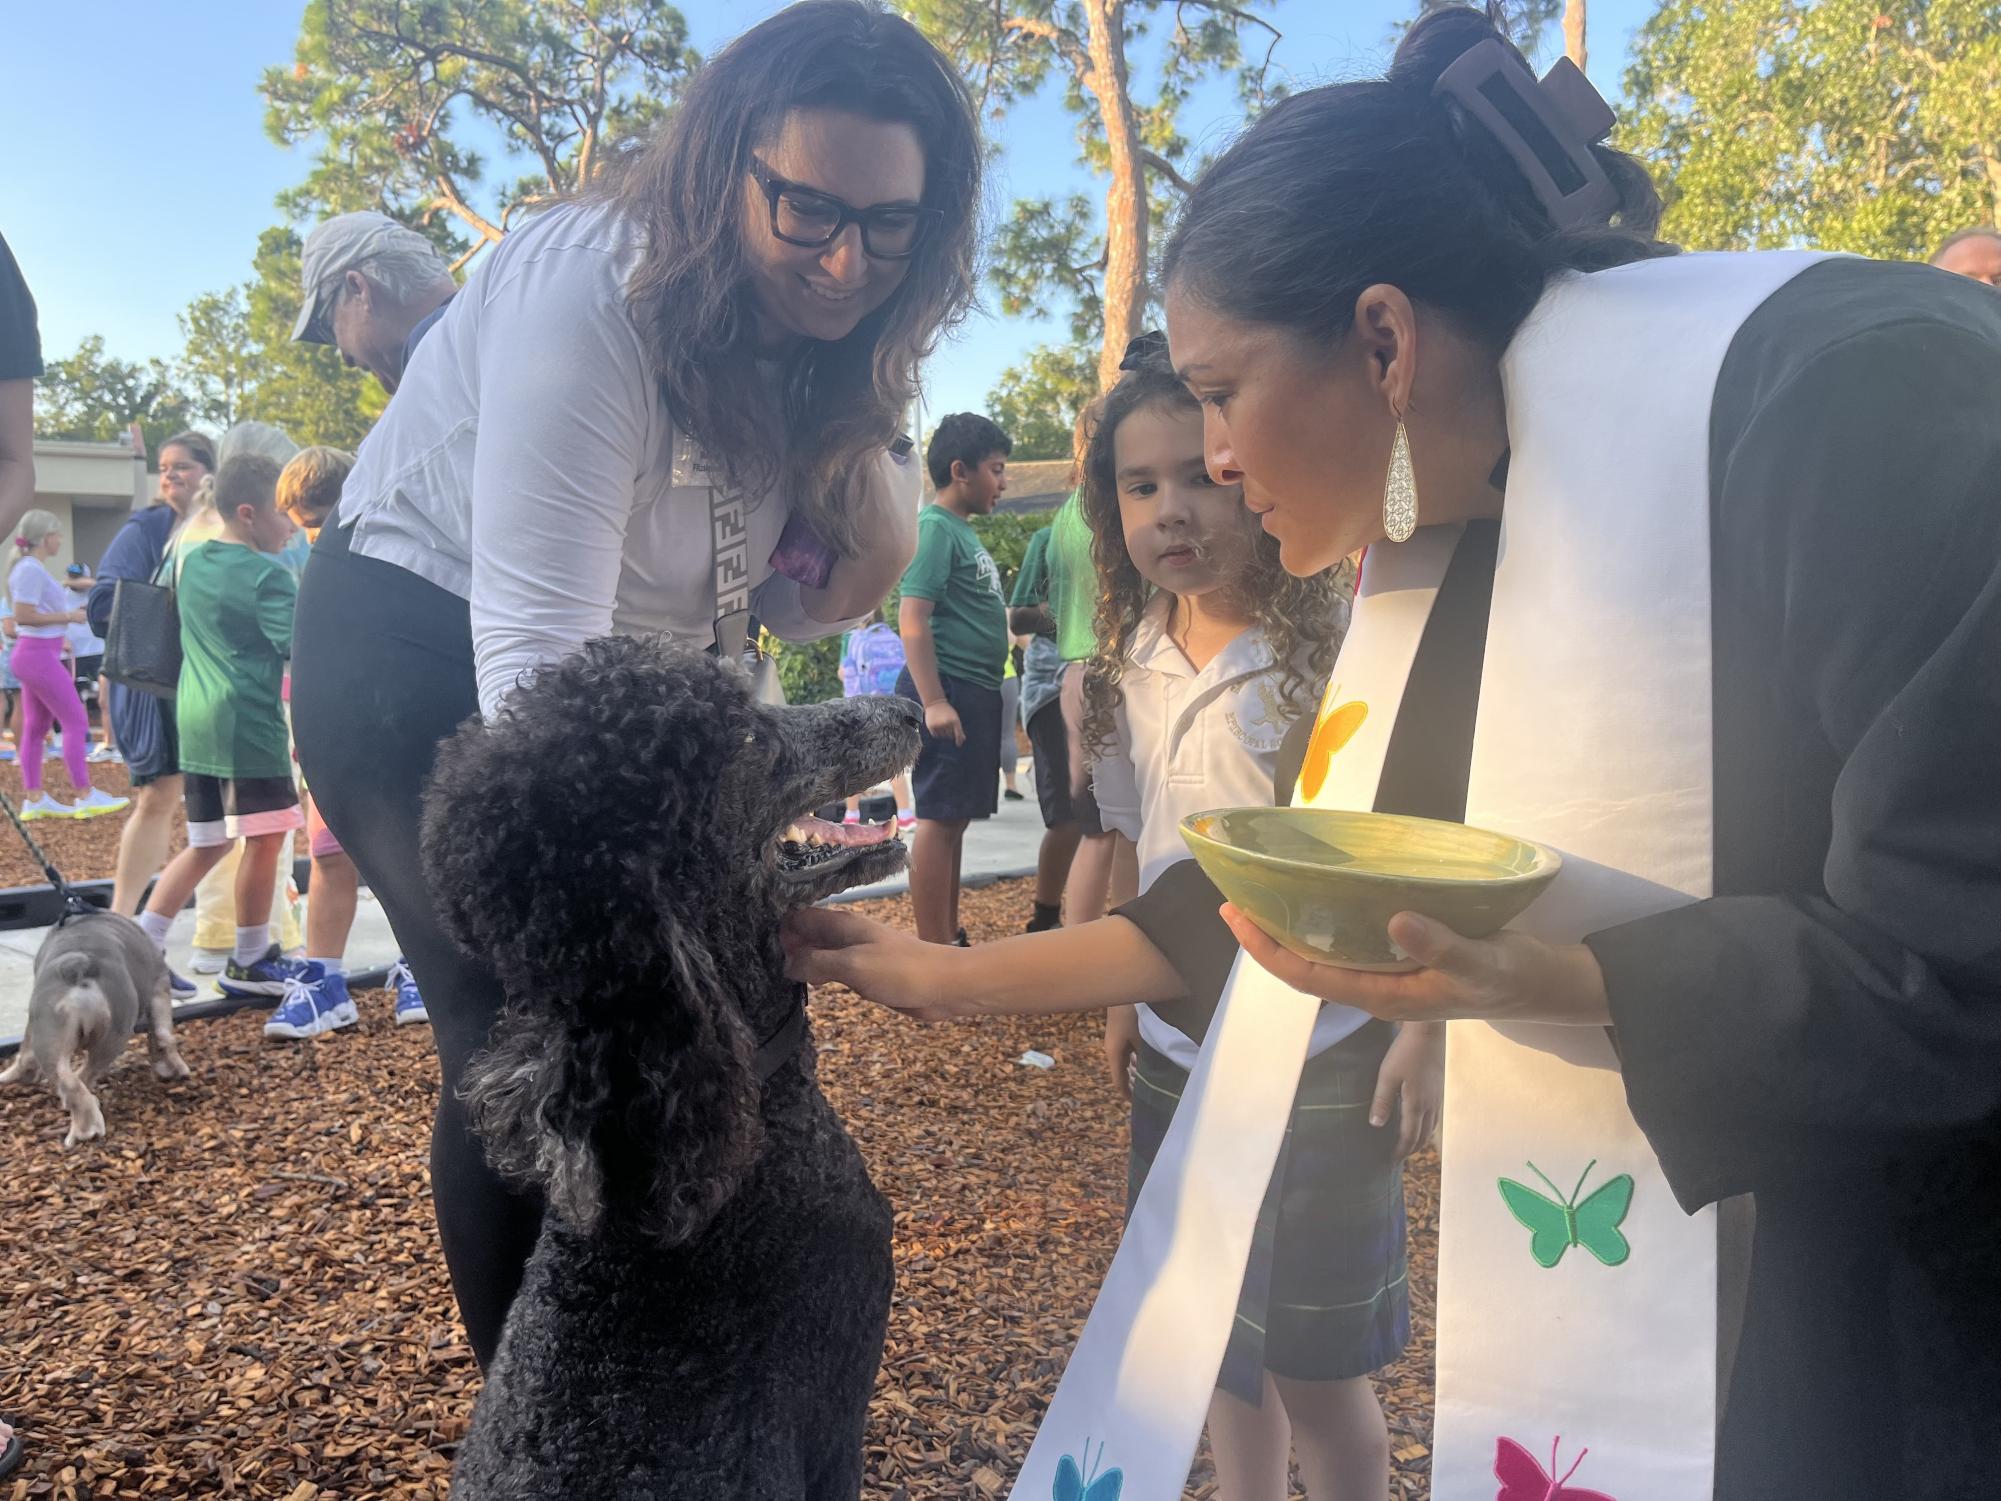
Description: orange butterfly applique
xmin=1300 ymin=696 xmax=1368 ymax=802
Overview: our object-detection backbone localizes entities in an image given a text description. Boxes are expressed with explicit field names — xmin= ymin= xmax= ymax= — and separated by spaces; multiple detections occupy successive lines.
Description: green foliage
xmin=986 ymin=343 xmax=1096 ymax=462
xmin=766 ymin=632 xmax=844 ymax=705
xmin=908 ymin=0 xmax=1280 ymax=397
xmin=261 ymin=0 xmax=698 ymax=260
xmin=176 ymin=289 xmax=256 ymax=432
xmin=45 ymin=230 xmax=380 ymax=456
xmin=1403 ymin=0 xmax=1562 ymax=56
xmin=971 ymin=509 xmax=1054 ymax=599
xmin=1622 ymin=0 xmax=2001 ymax=259
xmin=46 ymin=0 xmax=701 ymax=462
xmin=989 ymin=192 xmax=1104 ymax=346
xmin=33 ymin=336 xmax=198 ymax=455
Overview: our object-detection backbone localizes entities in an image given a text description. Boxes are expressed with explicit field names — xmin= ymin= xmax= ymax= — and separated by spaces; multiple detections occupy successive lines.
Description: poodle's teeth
xmin=782 ymin=823 xmax=808 ymax=844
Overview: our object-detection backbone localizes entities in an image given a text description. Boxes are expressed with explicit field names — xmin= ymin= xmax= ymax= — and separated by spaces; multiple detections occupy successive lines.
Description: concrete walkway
xmin=0 ymin=765 xmax=1053 ymax=1047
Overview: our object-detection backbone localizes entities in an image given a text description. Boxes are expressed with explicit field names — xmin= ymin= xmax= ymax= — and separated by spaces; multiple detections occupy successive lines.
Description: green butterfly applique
xmin=1496 ymin=1159 xmax=1634 ymax=1269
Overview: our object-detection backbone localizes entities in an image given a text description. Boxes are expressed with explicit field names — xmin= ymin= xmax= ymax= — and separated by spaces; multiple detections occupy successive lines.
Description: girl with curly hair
xmin=789 ymin=337 xmax=1441 ymax=1500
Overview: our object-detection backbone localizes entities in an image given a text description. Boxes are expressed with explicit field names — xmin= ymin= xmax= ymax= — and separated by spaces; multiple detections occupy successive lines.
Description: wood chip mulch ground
xmin=0 ymin=878 xmax=1437 ymax=1499
xmin=0 ymin=764 xmax=185 ymax=891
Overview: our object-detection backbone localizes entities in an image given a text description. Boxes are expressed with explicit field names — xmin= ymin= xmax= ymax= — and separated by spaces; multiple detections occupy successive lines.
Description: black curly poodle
xmin=421 ymin=638 xmax=921 ymax=1499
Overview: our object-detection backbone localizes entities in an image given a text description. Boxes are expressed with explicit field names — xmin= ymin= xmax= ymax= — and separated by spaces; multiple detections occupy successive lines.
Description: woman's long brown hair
xmin=590 ymin=0 xmax=981 ymax=555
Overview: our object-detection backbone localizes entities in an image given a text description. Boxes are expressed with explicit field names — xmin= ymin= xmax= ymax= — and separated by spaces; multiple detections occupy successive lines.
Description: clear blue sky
xmin=3 ymin=0 xmax=1653 ymax=426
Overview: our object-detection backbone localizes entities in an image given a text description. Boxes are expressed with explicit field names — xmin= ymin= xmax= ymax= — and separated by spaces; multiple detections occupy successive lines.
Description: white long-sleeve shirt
xmin=1092 ymin=593 xmax=1366 ymax=1069
xmin=338 ymin=201 xmax=914 ymax=717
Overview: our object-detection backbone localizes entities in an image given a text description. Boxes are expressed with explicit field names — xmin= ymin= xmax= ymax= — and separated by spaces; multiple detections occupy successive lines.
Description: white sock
xmin=234 ymin=925 xmax=272 ymax=967
xmin=136 ymin=909 xmax=173 ymax=952
xmin=307 ymin=956 xmax=345 ymax=977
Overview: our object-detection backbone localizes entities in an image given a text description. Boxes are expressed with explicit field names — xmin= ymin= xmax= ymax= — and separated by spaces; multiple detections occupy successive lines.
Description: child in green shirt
xmin=133 ymin=455 xmax=331 ymax=1021
xmin=896 ymin=412 xmax=1011 ymax=945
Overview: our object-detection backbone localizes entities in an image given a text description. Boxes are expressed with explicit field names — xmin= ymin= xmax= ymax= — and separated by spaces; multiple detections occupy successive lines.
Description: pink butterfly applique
xmin=1495 ymin=1435 xmax=1617 ymax=1501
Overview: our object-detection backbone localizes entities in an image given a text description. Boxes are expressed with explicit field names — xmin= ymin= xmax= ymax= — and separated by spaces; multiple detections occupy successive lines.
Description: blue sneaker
xmin=262 ymin=964 xmax=360 ymax=1040
xmin=219 ymin=944 xmax=316 ymax=999
xmin=390 ymin=960 xmax=429 ymax=1027
xmin=167 ymin=968 xmax=198 ymax=1001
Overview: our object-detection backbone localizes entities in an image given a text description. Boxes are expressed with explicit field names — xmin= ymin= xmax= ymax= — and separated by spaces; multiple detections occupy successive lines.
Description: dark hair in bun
xmin=1163 ymin=2 xmax=1671 ymax=351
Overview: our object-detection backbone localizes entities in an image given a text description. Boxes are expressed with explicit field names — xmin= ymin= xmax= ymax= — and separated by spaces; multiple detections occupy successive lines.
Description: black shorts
xmin=74 ymin=654 xmax=103 ymax=684
xmin=184 ymin=773 xmax=305 ymax=848
xmin=895 ymin=668 xmax=1001 ymax=822
xmin=1129 ymin=1023 xmax=1409 ymax=1397
xmin=1025 ymin=700 xmax=1076 ymax=828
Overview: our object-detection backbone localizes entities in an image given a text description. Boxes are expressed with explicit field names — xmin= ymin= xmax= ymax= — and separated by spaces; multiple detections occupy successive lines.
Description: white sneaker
xmin=19 ymin=793 xmax=74 ymax=821
xmin=86 ymin=744 xmax=118 ymax=764
xmin=189 ymin=947 xmax=230 ymax=975
xmin=69 ymin=786 xmax=130 ymax=819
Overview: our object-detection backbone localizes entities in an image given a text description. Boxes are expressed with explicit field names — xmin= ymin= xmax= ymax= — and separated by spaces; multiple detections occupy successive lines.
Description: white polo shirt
xmin=338 ymin=200 xmax=913 ymax=717
xmin=1092 ymin=593 xmax=1367 ymax=1069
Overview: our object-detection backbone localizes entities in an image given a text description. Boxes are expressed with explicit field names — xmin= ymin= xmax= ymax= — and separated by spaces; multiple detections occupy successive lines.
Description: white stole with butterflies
xmin=1008 ymin=250 xmax=1830 ymax=1500
xmin=1431 ymin=249 xmax=1830 ymax=1499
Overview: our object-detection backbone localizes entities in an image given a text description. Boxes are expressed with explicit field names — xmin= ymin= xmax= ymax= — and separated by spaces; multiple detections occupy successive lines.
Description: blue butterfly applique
xmin=1055 ymin=1437 xmax=1123 ymax=1501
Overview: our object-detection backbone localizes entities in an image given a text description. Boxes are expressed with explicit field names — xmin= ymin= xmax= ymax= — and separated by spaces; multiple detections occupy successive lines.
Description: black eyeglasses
xmin=749 ymin=159 xmax=938 ymax=261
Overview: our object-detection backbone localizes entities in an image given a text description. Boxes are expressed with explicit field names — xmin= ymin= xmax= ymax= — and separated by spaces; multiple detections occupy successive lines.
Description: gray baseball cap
xmin=292 ymin=211 xmax=440 ymax=344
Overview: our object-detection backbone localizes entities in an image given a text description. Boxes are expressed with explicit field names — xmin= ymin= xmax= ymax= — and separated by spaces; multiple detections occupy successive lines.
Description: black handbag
xmin=102 ymin=551 xmax=181 ymax=699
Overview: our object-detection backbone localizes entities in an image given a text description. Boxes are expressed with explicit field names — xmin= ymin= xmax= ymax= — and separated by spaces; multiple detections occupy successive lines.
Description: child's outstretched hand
xmin=1370 ymin=1021 xmax=1445 ymax=1161
xmin=782 ymin=906 xmax=966 ymax=1022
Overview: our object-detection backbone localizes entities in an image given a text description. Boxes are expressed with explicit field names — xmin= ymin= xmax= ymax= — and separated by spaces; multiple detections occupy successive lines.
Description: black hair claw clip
xmin=1118 ymin=329 xmax=1170 ymax=372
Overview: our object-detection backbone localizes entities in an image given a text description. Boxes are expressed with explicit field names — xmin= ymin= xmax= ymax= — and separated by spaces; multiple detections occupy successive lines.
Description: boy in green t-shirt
xmin=1009 ymin=519 xmax=1081 ymax=933
xmin=896 ymin=412 xmax=1011 ymax=945
xmin=133 ymin=454 xmax=327 ymax=1021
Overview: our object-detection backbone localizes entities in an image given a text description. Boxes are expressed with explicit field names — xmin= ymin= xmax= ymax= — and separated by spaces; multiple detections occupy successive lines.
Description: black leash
xmin=0 ymin=789 xmax=101 ymax=926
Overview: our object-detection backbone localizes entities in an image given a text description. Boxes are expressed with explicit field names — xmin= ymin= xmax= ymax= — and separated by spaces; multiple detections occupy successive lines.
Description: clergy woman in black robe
xmin=790 ymin=7 xmax=2000 ymax=1495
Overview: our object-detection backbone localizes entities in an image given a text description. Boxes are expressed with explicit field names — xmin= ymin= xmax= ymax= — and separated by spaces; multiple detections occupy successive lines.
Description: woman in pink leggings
xmin=9 ymin=510 xmax=127 ymax=820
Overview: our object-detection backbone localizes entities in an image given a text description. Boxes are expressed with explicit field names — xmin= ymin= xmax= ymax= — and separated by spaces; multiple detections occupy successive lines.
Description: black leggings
xmin=291 ymin=517 xmax=540 ymax=1368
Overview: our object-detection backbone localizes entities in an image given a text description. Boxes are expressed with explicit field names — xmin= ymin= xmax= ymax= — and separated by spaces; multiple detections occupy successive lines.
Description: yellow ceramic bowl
xmin=1180 ymin=807 xmax=1562 ymax=972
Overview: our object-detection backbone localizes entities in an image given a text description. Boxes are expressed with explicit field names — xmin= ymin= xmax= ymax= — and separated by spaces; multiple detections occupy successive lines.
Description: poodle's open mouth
xmin=774 ymin=813 xmax=902 ymax=882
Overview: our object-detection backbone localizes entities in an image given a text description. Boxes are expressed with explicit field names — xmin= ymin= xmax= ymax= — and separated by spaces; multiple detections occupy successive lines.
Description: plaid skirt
xmin=1128 ymin=1019 xmax=1412 ymax=1402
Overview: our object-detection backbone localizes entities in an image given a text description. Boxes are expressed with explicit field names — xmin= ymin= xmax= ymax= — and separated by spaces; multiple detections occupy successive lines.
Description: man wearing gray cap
xmin=293 ymin=211 xmax=458 ymax=394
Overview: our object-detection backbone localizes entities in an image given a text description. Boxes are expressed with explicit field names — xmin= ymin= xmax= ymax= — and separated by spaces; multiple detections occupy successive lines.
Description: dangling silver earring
xmin=1382 ymin=420 xmax=1418 ymax=543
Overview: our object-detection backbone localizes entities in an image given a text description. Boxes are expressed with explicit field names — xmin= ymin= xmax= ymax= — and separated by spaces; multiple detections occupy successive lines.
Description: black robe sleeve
xmin=1590 ymin=317 xmax=2001 ymax=1211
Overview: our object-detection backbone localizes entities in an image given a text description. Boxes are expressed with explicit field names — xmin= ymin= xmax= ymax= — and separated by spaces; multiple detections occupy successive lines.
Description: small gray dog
xmin=0 ymin=911 xmax=188 ymax=1147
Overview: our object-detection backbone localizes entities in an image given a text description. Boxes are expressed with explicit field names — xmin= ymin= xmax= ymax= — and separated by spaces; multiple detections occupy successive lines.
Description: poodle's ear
xmin=458 ymin=914 xmax=763 ymax=1244
xmin=460 ymin=1008 xmax=609 ymax=1232
xmin=626 ymin=915 xmax=763 ymax=1244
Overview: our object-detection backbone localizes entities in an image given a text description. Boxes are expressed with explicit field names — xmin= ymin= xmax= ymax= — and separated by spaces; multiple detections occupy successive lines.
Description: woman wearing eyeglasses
xmin=289 ymin=0 xmax=979 ymax=1368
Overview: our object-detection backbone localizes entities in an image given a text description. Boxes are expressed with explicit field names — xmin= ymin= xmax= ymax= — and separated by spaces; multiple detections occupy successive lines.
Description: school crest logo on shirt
xmin=1223 ymin=676 xmax=1287 ymax=754
xmin=975 ymin=547 xmax=1004 ymax=600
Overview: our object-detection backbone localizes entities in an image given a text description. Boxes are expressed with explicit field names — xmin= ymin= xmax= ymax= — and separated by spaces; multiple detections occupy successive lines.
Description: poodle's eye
xmin=743 ymin=732 xmax=756 ymax=747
